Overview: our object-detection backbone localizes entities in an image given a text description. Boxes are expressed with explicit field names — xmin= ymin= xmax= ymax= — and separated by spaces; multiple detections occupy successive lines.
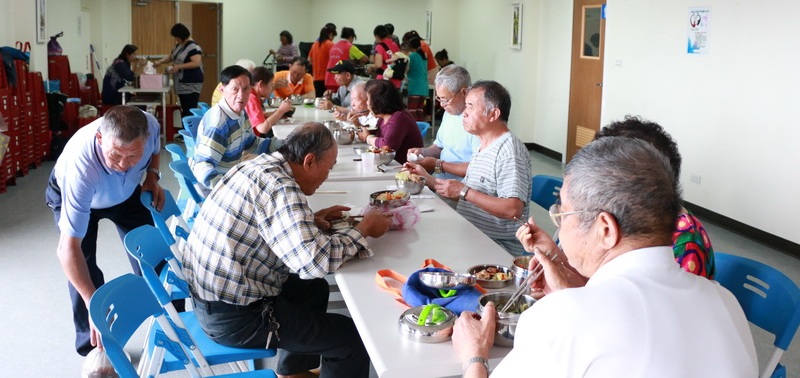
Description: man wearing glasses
xmin=406 ymin=80 xmax=532 ymax=255
xmin=407 ymin=65 xmax=479 ymax=181
xmin=452 ymin=137 xmax=757 ymax=377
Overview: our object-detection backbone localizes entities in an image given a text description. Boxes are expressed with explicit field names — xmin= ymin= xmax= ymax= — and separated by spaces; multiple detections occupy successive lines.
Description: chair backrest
xmin=190 ymin=108 xmax=203 ymax=117
xmin=181 ymin=115 xmax=203 ymax=139
xmin=715 ymin=252 xmax=800 ymax=378
xmin=198 ymin=102 xmax=210 ymax=114
xmin=169 ymin=160 xmax=205 ymax=206
xmin=178 ymin=129 xmax=196 ymax=158
xmin=89 ymin=274 xmax=201 ymax=378
xmin=416 ymin=121 xmax=430 ymax=138
xmin=141 ymin=189 xmax=192 ymax=258
xmin=530 ymin=175 xmax=563 ymax=210
xmin=165 ymin=143 xmax=187 ymax=163
xmin=125 ymin=225 xmax=189 ymax=301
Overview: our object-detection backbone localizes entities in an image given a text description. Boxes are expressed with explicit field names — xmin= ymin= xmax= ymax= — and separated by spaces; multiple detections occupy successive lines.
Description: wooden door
xmin=131 ymin=0 xmax=176 ymax=71
xmin=565 ymin=0 xmax=606 ymax=161
xmin=191 ymin=3 xmax=220 ymax=104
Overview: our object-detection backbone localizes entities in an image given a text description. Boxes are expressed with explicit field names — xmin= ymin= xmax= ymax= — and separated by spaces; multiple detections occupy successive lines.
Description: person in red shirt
xmin=369 ymin=24 xmax=400 ymax=88
xmin=308 ymin=25 xmax=336 ymax=97
xmin=244 ymin=66 xmax=292 ymax=138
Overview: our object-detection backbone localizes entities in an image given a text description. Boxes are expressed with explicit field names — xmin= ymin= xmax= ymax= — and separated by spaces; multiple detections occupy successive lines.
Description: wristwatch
xmin=147 ymin=167 xmax=161 ymax=180
xmin=434 ymin=159 xmax=443 ymax=174
xmin=459 ymin=185 xmax=470 ymax=202
xmin=463 ymin=356 xmax=489 ymax=374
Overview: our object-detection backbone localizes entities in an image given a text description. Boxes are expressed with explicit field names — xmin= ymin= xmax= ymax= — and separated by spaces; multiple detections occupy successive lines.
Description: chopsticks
xmin=499 ymin=248 xmax=557 ymax=313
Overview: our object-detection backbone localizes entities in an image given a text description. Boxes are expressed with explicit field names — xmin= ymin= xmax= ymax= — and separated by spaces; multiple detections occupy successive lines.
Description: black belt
xmin=192 ymin=297 xmax=272 ymax=313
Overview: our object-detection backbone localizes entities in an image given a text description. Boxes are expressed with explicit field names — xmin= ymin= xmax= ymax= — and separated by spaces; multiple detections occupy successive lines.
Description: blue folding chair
xmin=530 ymin=175 xmax=563 ymax=210
xmin=198 ymin=102 xmax=211 ymax=115
xmin=125 ymin=225 xmax=277 ymax=376
xmin=179 ymin=129 xmax=196 ymax=158
xmin=169 ymin=160 xmax=205 ymax=217
xmin=141 ymin=189 xmax=192 ymax=259
xmin=416 ymin=121 xmax=431 ymax=138
xmin=715 ymin=253 xmax=800 ymax=378
xmin=89 ymin=274 xmax=275 ymax=378
xmin=182 ymin=115 xmax=203 ymax=138
xmin=190 ymin=108 xmax=204 ymax=117
xmin=165 ymin=143 xmax=188 ymax=163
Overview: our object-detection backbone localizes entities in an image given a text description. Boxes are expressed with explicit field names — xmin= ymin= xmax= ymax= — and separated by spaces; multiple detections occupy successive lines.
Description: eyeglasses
xmin=436 ymin=95 xmax=453 ymax=106
xmin=548 ymin=203 xmax=598 ymax=228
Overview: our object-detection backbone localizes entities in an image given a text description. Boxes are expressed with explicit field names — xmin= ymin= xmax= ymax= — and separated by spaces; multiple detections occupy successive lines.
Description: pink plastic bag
xmin=364 ymin=201 xmax=421 ymax=230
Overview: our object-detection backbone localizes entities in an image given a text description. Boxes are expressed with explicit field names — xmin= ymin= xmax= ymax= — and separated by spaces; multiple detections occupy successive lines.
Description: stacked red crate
xmin=48 ymin=55 xmax=71 ymax=95
xmin=0 ymin=70 xmax=10 ymax=193
xmin=1 ymin=89 xmax=19 ymax=188
xmin=11 ymin=60 xmax=32 ymax=176
xmin=29 ymin=72 xmax=50 ymax=163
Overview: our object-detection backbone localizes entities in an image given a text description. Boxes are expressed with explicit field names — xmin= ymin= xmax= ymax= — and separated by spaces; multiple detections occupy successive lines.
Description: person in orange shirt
xmin=308 ymin=25 xmax=336 ymax=97
xmin=272 ymin=57 xmax=315 ymax=100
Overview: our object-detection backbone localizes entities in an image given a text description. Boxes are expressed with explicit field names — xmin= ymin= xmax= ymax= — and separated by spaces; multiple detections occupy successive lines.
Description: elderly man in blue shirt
xmin=45 ymin=105 xmax=165 ymax=356
xmin=407 ymin=64 xmax=479 ymax=181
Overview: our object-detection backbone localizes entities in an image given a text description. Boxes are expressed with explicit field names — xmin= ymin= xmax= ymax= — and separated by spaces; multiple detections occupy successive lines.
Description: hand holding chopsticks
xmin=499 ymin=248 xmax=558 ymax=313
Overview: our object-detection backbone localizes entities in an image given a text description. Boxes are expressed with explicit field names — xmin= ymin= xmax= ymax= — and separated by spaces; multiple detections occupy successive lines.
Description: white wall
xmin=602 ymin=0 xmax=800 ymax=243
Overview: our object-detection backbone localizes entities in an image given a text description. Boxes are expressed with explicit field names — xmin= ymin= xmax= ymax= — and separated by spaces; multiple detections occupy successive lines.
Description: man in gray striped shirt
xmin=407 ymin=81 xmax=532 ymax=255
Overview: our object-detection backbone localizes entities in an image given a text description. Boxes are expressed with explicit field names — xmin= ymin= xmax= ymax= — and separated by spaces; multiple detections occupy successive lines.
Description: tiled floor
xmin=0 ymin=146 xmax=797 ymax=377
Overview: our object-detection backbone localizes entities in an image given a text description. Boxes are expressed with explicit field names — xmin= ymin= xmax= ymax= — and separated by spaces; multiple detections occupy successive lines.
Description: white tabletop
xmin=307 ymin=181 xmax=514 ymax=378
xmin=271 ymin=105 xmax=335 ymax=139
xmin=327 ymin=143 xmax=403 ymax=182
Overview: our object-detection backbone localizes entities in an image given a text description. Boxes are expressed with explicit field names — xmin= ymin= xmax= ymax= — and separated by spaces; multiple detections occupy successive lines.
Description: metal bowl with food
xmin=334 ymin=128 xmax=355 ymax=145
xmin=511 ymin=255 xmax=533 ymax=289
xmin=268 ymin=97 xmax=283 ymax=108
xmin=468 ymin=264 xmax=514 ymax=289
xmin=369 ymin=189 xmax=410 ymax=208
xmin=398 ymin=304 xmax=456 ymax=343
xmin=477 ymin=291 xmax=537 ymax=347
xmin=361 ymin=150 xmax=396 ymax=165
xmin=289 ymin=94 xmax=303 ymax=105
xmin=283 ymin=106 xmax=296 ymax=118
xmin=395 ymin=178 xmax=426 ymax=195
xmin=323 ymin=120 xmax=341 ymax=131
xmin=419 ymin=271 xmax=476 ymax=291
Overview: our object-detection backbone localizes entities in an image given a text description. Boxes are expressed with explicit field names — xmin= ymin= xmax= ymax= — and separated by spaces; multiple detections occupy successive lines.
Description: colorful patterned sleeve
xmin=672 ymin=211 xmax=716 ymax=279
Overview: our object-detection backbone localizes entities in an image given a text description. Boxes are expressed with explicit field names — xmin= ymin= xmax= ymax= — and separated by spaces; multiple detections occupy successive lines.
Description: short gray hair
xmin=467 ymin=80 xmax=511 ymax=123
xmin=564 ymin=137 xmax=681 ymax=239
xmin=100 ymin=105 xmax=150 ymax=144
xmin=434 ymin=65 xmax=471 ymax=93
xmin=235 ymin=58 xmax=257 ymax=72
xmin=351 ymin=81 xmax=366 ymax=97
xmin=278 ymin=122 xmax=336 ymax=164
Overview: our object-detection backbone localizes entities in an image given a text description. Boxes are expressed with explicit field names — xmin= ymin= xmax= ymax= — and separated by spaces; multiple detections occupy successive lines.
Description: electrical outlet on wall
xmin=690 ymin=174 xmax=702 ymax=184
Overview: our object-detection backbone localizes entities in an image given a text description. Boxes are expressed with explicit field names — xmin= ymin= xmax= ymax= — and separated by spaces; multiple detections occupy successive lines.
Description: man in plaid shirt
xmin=182 ymin=122 xmax=391 ymax=378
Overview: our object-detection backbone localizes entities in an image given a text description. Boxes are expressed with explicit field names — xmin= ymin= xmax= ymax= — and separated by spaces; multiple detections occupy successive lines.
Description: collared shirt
xmin=433 ymin=112 xmax=479 ymax=181
xmin=331 ymin=76 xmax=364 ymax=108
xmin=182 ymin=152 xmax=373 ymax=305
xmin=491 ymin=247 xmax=758 ymax=377
xmin=53 ymin=111 xmax=161 ymax=238
xmin=457 ymin=131 xmax=531 ymax=255
xmin=272 ymin=70 xmax=314 ymax=98
xmin=190 ymin=96 xmax=270 ymax=190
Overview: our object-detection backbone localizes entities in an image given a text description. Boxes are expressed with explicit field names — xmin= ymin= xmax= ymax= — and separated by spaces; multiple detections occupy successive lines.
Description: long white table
xmin=271 ymin=105 xmax=334 ymax=139
xmin=307 ymin=180 xmax=514 ymax=378
xmin=328 ymin=143 xmax=402 ymax=182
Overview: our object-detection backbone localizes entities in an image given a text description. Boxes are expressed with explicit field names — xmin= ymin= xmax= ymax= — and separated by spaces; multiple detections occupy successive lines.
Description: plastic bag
xmin=81 ymin=348 xmax=119 ymax=378
xmin=363 ymin=201 xmax=420 ymax=230
xmin=48 ymin=32 xmax=64 ymax=56
xmin=143 ymin=61 xmax=157 ymax=74
xmin=79 ymin=105 xmax=98 ymax=119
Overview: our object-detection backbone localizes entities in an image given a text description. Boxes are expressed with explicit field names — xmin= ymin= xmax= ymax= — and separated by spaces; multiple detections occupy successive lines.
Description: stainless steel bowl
xmin=419 ymin=271 xmax=476 ymax=290
xmin=334 ymin=128 xmax=355 ymax=145
xmin=289 ymin=94 xmax=303 ymax=105
xmin=398 ymin=305 xmax=456 ymax=343
xmin=370 ymin=151 xmax=396 ymax=165
xmin=268 ymin=97 xmax=283 ymax=108
xmin=477 ymin=292 xmax=537 ymax=347
xmin=323 ymin=120 xmax=341 ymax=131
xmin=395 ymin=177 xmax=426 ymax=195
xmin=511 ymin=256 xmax=533 ymax=289
xmin=369 ymin=190 xmax=410 ymax=208
xmin=468 ymin=264 xmax=514 ymax=289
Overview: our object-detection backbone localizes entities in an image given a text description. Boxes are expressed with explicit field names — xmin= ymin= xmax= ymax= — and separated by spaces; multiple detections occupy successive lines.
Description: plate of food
xmin=369 ymin=189 xmax=410 ymax=208
xmin=468 ymin=264 xmax=514 ymax=289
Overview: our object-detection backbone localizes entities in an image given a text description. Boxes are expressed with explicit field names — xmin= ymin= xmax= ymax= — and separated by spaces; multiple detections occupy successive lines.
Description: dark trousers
xmin=46 ymin=174 xmax=153 ymax=356
xmin=178 ymin=92 xmax=201 ymax=118
xmin=193 ymin=274 xmax=369 ymax=378
xmin=313 ymin=80 xmax=326 ymax=98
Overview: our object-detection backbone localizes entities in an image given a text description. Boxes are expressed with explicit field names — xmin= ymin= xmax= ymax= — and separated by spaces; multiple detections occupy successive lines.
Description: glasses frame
xmin=548 ymin=203 xmax=598 ymax=228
